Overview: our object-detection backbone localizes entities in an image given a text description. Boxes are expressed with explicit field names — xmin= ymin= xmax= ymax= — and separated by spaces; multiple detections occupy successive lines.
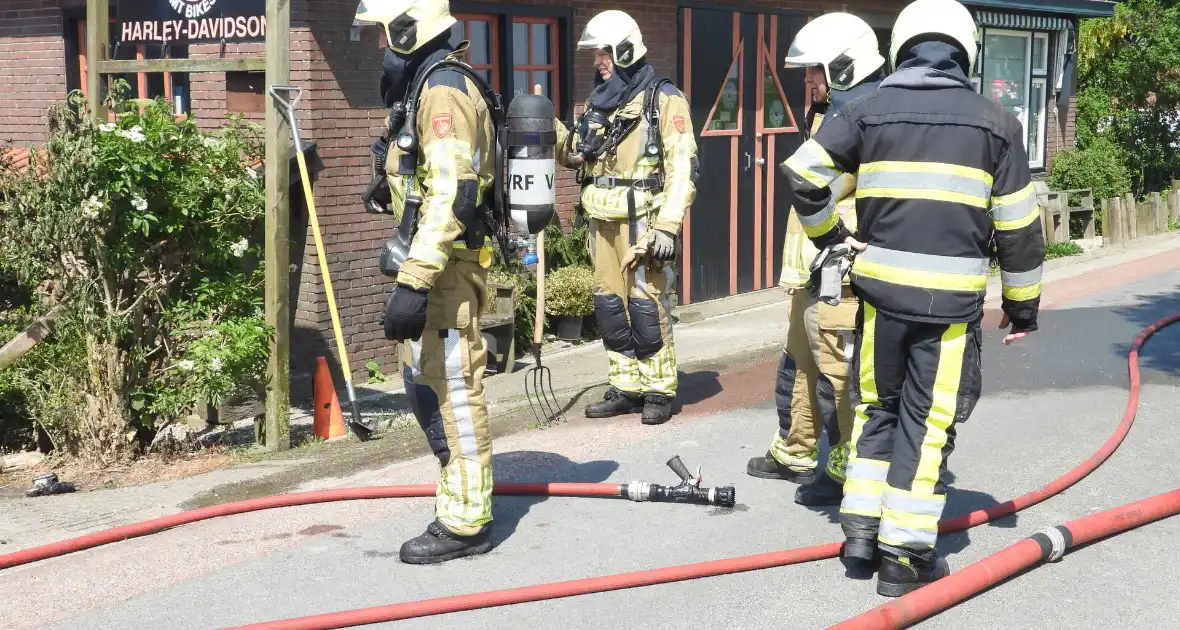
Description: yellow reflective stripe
xmin=854 ymin=259 xmax=988 ymax=292
xmin=1001 ymin=265 xmax=1042 ymax=301
xmin=784 ymin=138 xmax=842 ymax=188
xmin=912 ymin=322 xmax=966 ymax=494
xmin=859 ymin=160 xmax=993 ymax=184
xmin=847 ymin=302 xmax=878 ymax=462
xmin=801 ymin=202 xmax=841 ymax=238
xmin=856 ymin=187 xmax=990 ymax=209
xmin=654 ymin=127 xmax=697 ymax=228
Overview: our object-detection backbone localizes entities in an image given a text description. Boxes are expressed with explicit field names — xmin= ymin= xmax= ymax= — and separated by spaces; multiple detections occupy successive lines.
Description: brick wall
xmin=0 ymin=0 xmax=71 ymax=146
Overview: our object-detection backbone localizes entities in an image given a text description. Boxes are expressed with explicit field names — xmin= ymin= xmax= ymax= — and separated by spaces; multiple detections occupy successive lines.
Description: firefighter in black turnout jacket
xmin=780 ymin=0 xmax=1045 ymax=597
xmin=555 ymin=10 xmax=700 ymax=426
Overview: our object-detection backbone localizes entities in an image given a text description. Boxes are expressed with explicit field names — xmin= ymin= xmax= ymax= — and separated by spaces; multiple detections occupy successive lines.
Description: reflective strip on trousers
xmin=856 ymin=161 xmax=993 ymax=208
xmin=878 ymin=488 xmax=945 ymax=549
xmin=841 ymin=458 xmax=889 ymax=517
xmin=854 ymin=246 xmax=989 ymax=293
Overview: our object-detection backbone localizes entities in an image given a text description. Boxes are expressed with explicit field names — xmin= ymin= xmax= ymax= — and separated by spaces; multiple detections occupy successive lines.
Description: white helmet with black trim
xmin=577 ymin=10 xmax=648 ymax=69
xmin=355 ymin=0 xmax=457 ymax=55
xmin=889 ymin=0 xmax=979 ymax=72
xmin=783 ymin=12 xmax=885 ymax=91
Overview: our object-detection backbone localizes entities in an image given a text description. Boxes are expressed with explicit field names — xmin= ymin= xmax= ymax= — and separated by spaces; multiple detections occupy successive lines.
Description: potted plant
xmin=544 ymin=265 xmax=594 ymax=341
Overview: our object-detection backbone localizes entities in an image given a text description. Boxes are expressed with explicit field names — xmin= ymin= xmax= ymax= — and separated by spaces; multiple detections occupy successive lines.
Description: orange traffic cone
xmin=313 ymin=356 xmax=348 ymax=441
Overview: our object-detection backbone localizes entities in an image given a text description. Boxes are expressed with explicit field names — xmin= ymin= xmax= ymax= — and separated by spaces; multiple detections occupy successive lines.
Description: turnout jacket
xmin=555 ymin=82 xmax=699 ymax=235
xmin=780 ymin=79 xmax=879 ymax=289
xmin=782 ymin=44 xmax=1045 ymax=327
xmin=385 ymin=42 xmax=497 ymax=292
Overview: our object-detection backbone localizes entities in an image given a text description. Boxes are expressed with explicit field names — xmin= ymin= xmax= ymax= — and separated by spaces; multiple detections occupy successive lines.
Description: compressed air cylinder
xmin=506 ymin=94 xmax=557 ymax=235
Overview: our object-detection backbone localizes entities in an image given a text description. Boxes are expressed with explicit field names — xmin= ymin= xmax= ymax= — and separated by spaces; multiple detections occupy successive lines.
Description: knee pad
xmin=628 ymin=298 xmax=663 ymax=360
xmin=594 ymin=294 xmax=633 ymax=353
xmin=402 ymin=365 xmax=449 ymax=465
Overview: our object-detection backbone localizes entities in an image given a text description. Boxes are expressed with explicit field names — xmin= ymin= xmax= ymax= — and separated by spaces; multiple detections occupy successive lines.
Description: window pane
xmin=448 ymin=21 xmax=464 ymax=48
xmin=512 ymin=22 xmax=528 ymax=66
xmin=706 ymin=53 xmax=741 ymax=131
xmin=514 ymin=69 xmax=529 ymax=97
xmin=146 ymin=73 xmax=165 ymax=100
xmin=534 ymin=70 xmax=551 ymax=100
xmin=763 ymin=67 xmax=787 ymax=128
xmin=982 ymin=32 xmax=1029 ymax=136
xmin=1029 ymin=78 xmax=1047 ymax=166
xmin=531 ymin=23 xmax=551 ymax=65
xmin=1032 ymin=33 xmax=1048 ymax=75
xmin=469 ymin=20 xmax=490 ymax=66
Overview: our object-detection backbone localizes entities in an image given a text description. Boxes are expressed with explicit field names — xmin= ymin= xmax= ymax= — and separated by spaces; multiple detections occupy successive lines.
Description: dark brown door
xmin=679 ymin=8 xmax=807 ymax=304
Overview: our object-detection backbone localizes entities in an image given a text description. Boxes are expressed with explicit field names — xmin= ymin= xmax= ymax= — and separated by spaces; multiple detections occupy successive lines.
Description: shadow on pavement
xmin=673 ymin=370 xmax=723 ymax=410
xmin=486 ymin=451 xmax=620 ymax=547
xmin=1111 ymin=286 xmax=1180 ymax=377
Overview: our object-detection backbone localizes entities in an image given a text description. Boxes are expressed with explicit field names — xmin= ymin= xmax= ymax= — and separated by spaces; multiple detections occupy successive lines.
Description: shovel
xmin=269 ymin=85 xmax=373 ymax=441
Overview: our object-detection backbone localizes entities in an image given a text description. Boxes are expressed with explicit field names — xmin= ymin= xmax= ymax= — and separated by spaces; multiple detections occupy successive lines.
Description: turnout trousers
xmin=589 ymin=217 xmax=678 ymax=397
xmin=771 ymin=286 xmax=858 ymax=480
xmin=401 ymin=251 xmax=493 ymax=537
xmin=840 ymin=301 xmax=983 ymax=554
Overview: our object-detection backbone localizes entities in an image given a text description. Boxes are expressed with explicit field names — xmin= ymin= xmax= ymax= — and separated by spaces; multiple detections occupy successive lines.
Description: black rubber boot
xmin=842 ymin=537 xmax=879 ymax=563
xmin=794 ymin=472 xmax=844 ymax=506
xmin=641 ymin=394 xmax=673 ymax=425
xmin=585 ymin=387 xmax=644 ymax=418
xmin=876 ymin=551 xmax=951 ymax=597
xmin=745 ymin=451 xmax=816 ymax=483
xmin=399 ymin=520 xmax=493 ymax=565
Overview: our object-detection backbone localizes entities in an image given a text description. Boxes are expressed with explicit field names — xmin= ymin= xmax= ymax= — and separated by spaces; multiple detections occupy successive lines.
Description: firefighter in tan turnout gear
xmin=781 ymin=0 xmax=1045 ymax=597
xmin=746 ymin=14 xmax=885 ymax=511
xmin=556 ymin=10 xmax=700 ymax=425
xmin=359 ymin=0 xmax=500 ymax=564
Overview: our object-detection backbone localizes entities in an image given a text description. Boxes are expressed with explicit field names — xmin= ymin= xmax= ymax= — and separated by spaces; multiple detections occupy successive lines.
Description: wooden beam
xmin=263 ymin=0 xmax=292 ymax=452
xmin=97 ymin=58 xmax=267 ymax=74
xmin=85 ymin=0 xmax=109 ymax=119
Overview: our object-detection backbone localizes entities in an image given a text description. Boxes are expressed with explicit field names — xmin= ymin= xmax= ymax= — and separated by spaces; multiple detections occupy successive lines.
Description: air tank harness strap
xmin=587 ymin=176 xmax=662 ymax=247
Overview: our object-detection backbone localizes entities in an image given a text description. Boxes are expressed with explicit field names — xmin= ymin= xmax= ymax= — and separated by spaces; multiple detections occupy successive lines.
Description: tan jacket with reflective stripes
xmin=384 ymin=43 xmax=496 ymax=292
xmin=555 ymin=82 xmax=698 ymax=235
xmin=779 ymin=111 xmax=858 ymax=289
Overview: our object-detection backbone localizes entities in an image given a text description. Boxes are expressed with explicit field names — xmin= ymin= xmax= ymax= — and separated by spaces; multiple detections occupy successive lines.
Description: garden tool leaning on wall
xmin=270 ymin=85 xmax=372 ymax=441
xmin=514 ymin=84 xmax=565 ymax=425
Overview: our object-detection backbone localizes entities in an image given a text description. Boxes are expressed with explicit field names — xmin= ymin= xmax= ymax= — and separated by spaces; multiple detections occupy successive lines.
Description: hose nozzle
xmin=620 ymin=455 xmax=736 ymax=508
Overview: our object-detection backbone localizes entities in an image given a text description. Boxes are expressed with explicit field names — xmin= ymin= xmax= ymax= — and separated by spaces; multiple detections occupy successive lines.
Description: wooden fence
xmin=1101 ymin=179 xmax=1180 ymax=246
xmin=1038 ymin=180 xmax=1180 ymax=247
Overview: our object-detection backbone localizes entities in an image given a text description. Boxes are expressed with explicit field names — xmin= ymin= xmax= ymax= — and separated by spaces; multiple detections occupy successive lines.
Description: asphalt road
xmin=7 ymin=270 xmax=1180 ymax=630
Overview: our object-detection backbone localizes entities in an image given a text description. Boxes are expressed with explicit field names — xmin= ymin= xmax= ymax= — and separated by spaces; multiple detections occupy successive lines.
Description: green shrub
xmin=0 ymin=82 xmax=270 ymax=462
xmin=1048 ymin=139 xmax=1132 ymax=204
xmin=544 ymin=266 xmax=595 ymax=317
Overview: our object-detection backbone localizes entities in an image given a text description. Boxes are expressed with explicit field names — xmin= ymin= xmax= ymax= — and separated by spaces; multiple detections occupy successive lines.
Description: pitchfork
xmin=524 ymin=208 xmax=566 ymax=425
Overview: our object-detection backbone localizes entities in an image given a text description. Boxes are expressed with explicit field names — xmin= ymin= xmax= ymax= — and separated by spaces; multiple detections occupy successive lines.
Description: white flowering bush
xmin=0 ymin=82 xmax=271 ymax=462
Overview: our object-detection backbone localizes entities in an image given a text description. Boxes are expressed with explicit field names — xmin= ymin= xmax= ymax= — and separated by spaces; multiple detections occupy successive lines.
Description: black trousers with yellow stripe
xmin=841 ymin=302 xmax=982 ymax=556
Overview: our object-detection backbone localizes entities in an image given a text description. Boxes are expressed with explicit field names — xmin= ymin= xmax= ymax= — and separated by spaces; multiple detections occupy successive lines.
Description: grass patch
xmin=1045 ymin=241 xmax=1084 ymax=260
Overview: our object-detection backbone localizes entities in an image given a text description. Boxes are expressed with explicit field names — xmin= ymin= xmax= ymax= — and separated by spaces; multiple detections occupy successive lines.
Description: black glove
xmin=383 ymin=283 xmax=429 ymax=341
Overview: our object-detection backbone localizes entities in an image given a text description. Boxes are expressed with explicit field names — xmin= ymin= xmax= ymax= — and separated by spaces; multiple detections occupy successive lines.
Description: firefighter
xmin=746 ymin=13 xmax=885 ymax=511
xmin=555 ymin=10 xmax=700 ymax=425
xmin=780 ymin=0 xmax=1044 ymax=596
xmin=359 ymin=0 xmax=500 ymax=564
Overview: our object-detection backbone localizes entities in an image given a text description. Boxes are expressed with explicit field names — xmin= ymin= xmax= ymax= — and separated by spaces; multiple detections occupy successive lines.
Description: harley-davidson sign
xmin=117 ymin=0 xmax=267 ymax=44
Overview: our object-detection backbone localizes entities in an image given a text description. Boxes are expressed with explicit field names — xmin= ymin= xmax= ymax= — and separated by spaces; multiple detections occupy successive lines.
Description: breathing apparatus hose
xmin=2 ymin=314 xmax=1177 ymax=630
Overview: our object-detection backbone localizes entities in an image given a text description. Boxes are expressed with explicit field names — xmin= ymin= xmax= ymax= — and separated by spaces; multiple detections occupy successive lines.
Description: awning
xmin=973 ymin=10 xmax=1073 ymax=31
xmin=964 ymin=1 xmax=1115 ymax=18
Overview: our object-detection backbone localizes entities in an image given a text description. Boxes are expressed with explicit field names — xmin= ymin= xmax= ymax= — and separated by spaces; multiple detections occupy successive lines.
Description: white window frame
xmin=975 ymin=27 xmax=1050 ymax=169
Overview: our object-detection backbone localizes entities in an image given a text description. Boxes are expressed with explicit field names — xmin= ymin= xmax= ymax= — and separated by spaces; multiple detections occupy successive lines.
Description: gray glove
xmin=808 ymin=243 xmax=854 ymax=306
xmin=650 ymin=230 xmax=676 ymax=261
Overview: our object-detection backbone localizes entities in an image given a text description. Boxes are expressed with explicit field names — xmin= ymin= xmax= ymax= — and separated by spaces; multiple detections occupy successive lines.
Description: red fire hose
xmin=2 ymin=313 xmax=1177 ymax=630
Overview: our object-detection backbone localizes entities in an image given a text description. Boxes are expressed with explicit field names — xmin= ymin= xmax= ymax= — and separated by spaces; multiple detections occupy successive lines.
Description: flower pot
xmin=552 ymin=315 xmax=584 ymax=341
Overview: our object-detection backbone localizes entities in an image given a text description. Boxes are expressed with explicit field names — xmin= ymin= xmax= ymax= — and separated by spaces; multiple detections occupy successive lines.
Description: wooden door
xmin=679 ymin=8 xmax=807 ymax=304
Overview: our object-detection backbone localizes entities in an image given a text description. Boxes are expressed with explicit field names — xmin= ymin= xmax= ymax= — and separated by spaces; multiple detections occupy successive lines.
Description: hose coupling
xmin=1036 ymin=525 xmax=1069 ymax=562
xmin=624 ymin=481 xmax=652 ymax=502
